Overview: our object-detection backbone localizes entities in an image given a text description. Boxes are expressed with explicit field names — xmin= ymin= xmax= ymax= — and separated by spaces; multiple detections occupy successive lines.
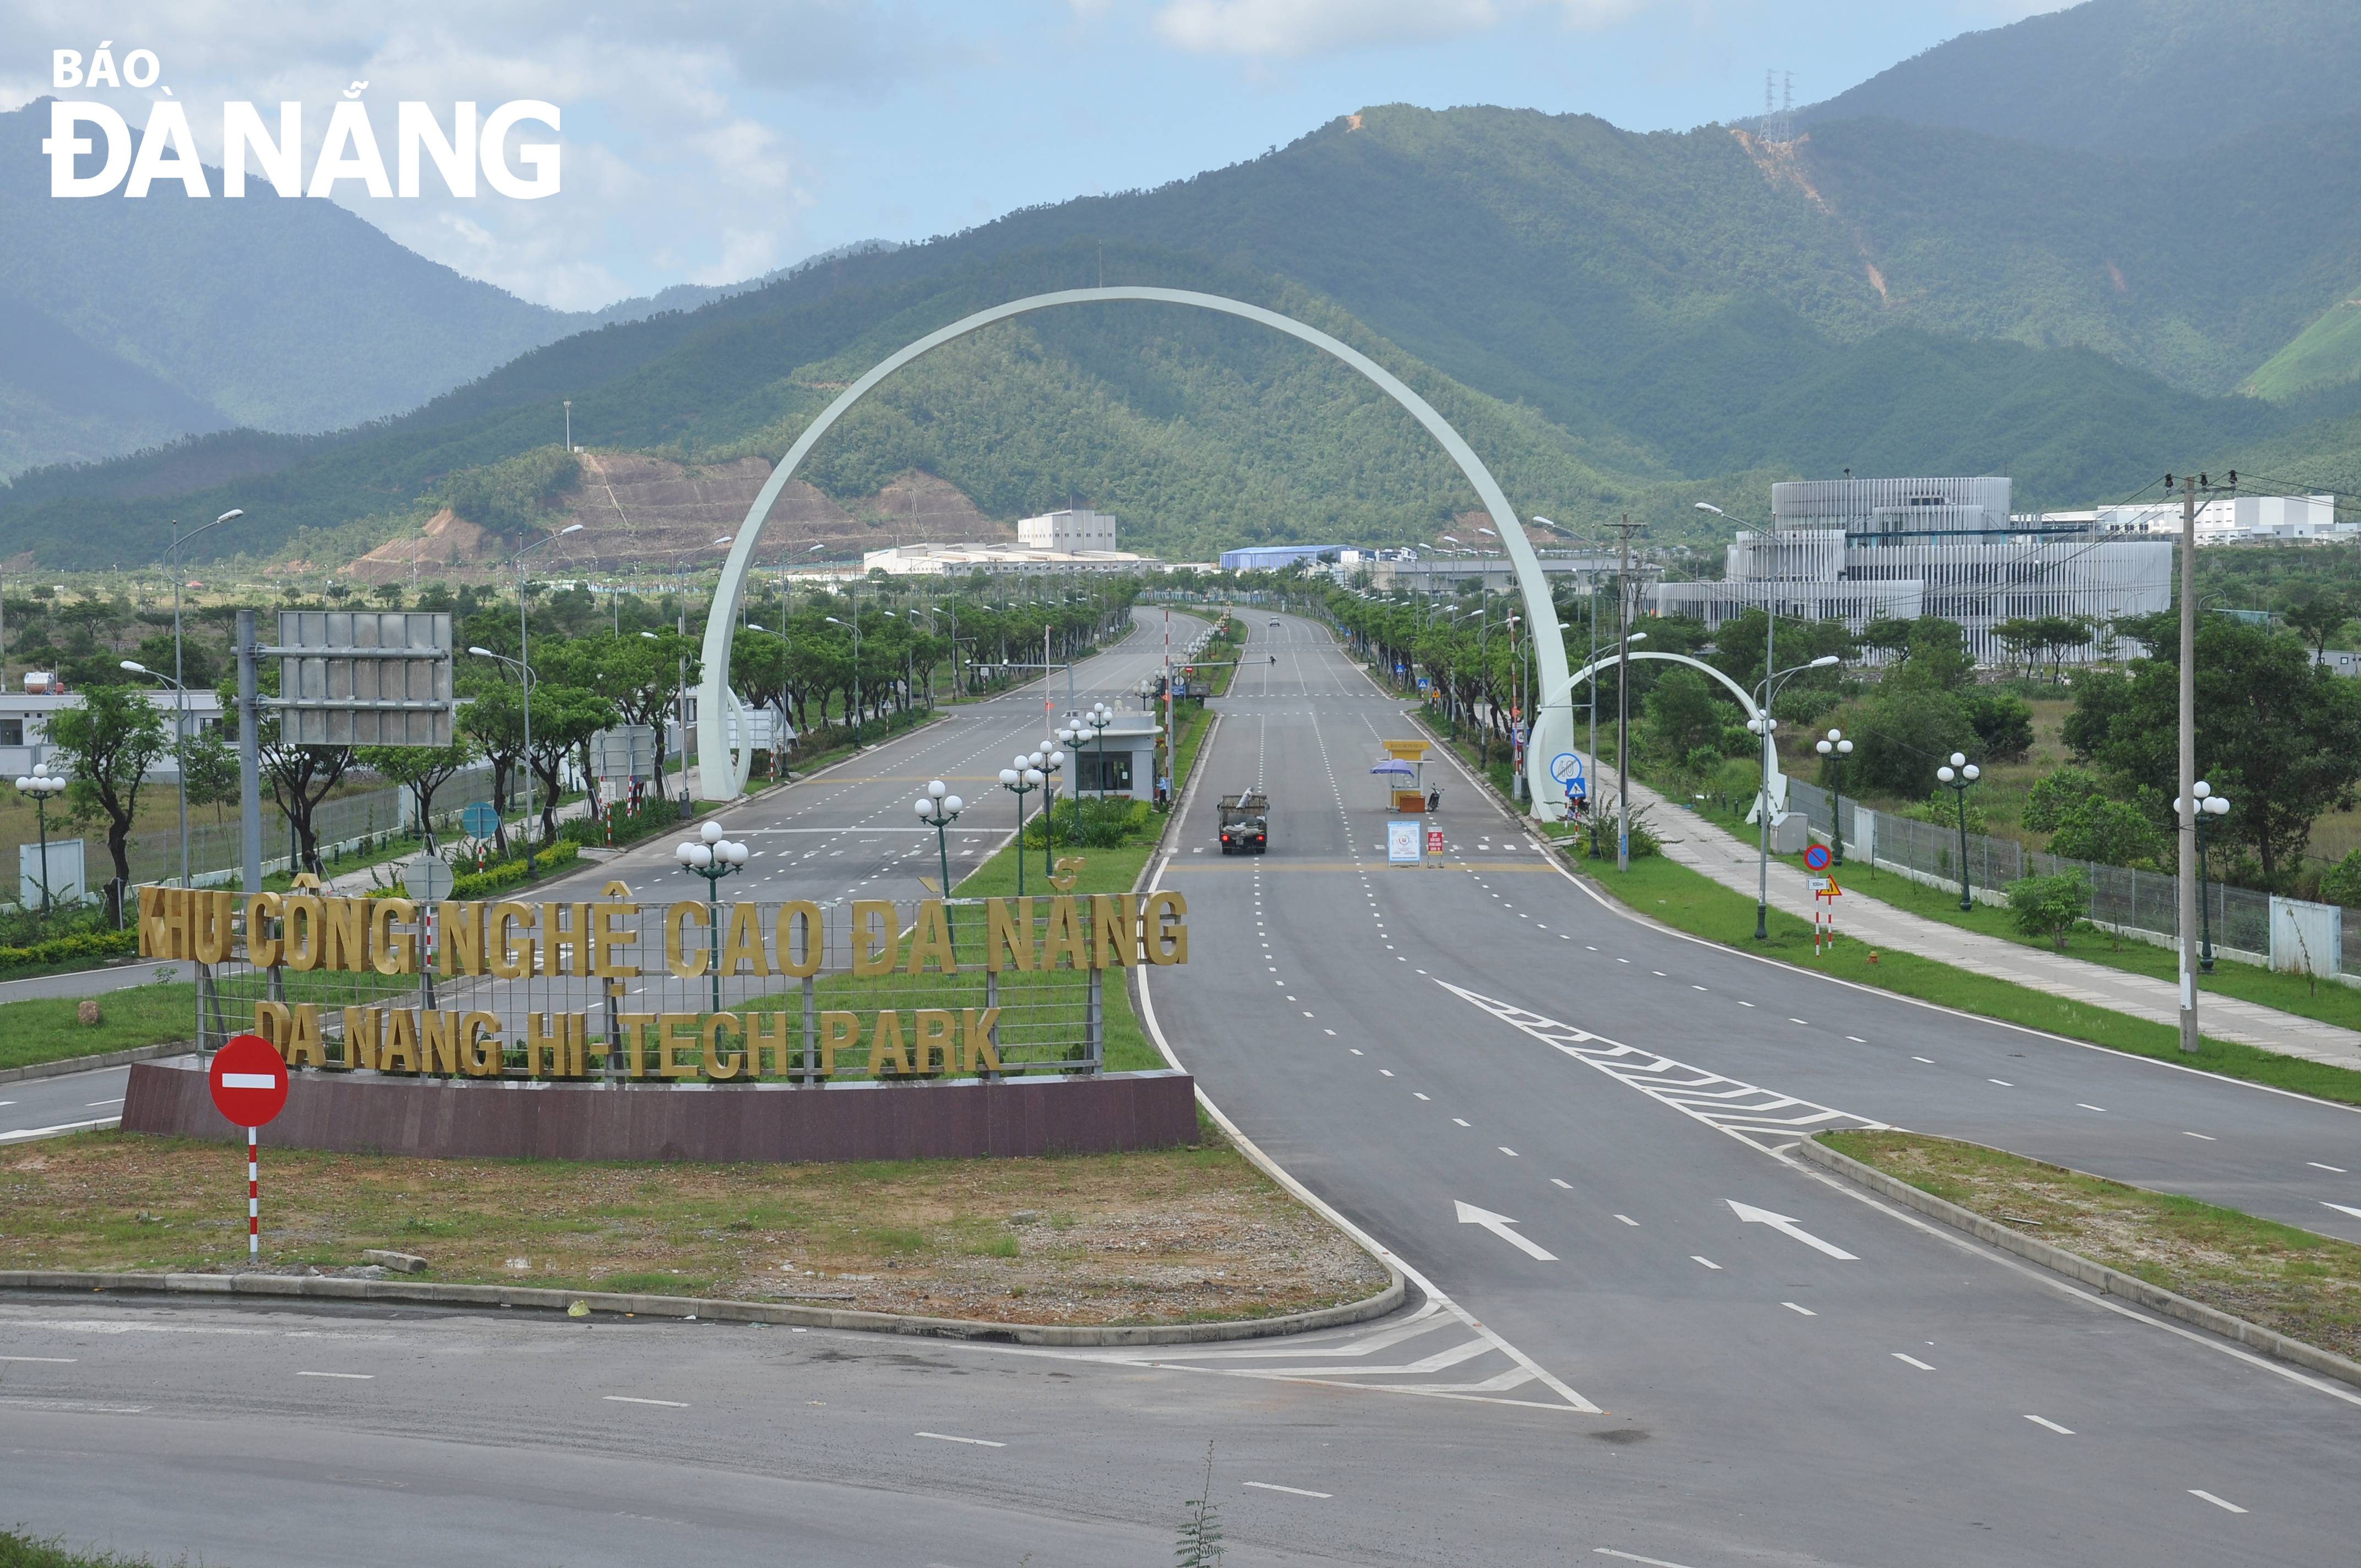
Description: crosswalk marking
xmin=1439 ymin=983 xmax=1886 ymax=1154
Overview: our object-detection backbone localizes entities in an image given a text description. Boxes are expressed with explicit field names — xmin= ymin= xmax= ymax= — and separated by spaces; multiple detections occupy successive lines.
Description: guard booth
xmin=1379 ymin=739 xmax=1429 ymax=813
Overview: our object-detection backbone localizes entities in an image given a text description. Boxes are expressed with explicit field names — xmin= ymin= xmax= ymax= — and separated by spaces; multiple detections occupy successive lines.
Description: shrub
xmin=2320 ymin=848 xmax=2361 ymax=908
xmin=449 ymin=839 xmax=580 ymax=899
xmin=2022 ymin=765 xmax=2107 ymax=832
xmin=1851 ymin=688 xmax=1976 ymax=799
xmin=2047 ymin=794 xmax=2161 ymax=868
xmin=2006 ymin=871 xmax=2090 ymax=950
xmin=0 ymin=926 xmax=138 ymax=972
xmin=1960 ymin=688 xmax=2035 ymax=762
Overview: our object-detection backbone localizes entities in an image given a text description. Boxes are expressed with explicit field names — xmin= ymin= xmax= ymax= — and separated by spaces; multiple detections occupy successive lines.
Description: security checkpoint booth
xmin=1068 ymin=710 xmax=1162 ymax=798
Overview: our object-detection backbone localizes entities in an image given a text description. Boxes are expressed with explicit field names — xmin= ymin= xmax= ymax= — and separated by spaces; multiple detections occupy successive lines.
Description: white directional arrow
xmin=2325 ymin=1202 xmax=2361 ymax=1221
xmin=1455 ymin=1201 xmax=1558 ymax=1261
xmin=1728 ymin=1201 xmax=1857 ymax=1260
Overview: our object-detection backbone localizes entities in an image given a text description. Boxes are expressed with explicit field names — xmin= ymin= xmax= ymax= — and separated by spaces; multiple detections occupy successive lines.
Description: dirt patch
xmin=1823 ymin=1130 xmax=2361 ymax=1363
xmin=0 ymin=1131 xmax=1386 ymax=1329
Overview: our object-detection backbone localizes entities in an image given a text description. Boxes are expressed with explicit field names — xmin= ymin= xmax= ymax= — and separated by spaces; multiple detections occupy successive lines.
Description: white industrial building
xmin=863 ymin=508 xmax=1159 ymax=577
xmin=2095 ymin=493 xmax=2351 ymax=545
xmin=1 ymin=678 xmax=225 ymax=781
xmin=1652 ymin=477 xmax=2175 ymax=666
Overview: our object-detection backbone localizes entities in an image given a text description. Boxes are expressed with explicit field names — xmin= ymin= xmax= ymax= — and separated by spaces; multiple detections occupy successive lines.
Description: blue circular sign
xmin=461 ymin=801 xmax=501 ymax=839
xmin=1549 ymin=752 xmax=1585 ymax=785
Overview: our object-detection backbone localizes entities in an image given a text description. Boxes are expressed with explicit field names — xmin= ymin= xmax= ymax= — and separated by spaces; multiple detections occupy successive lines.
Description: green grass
xmin=1579 ymin=852 xmax=2361 ymax=1107
xmin=0 ymin=979 xmax=201 ymax=1071
xmin=0 ymin=1531 xmax=192 ymax=1568
xmin=1821 ymin=1129 xmax=2361 ymax=1361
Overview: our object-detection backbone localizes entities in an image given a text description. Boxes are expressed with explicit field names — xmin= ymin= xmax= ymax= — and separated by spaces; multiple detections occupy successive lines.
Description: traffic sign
xmin=460 ymin=801 xmax=500 ymax=838
xmin=210 ymin=1033 xmax=289 ymax=1128
xmin=1426 ymin=826 xmax=1445 ymax=858
xmin=1803 ymin=843 xmax=1831 ymax=871
xmin=409 ymin=856 xmax=454 ymax=902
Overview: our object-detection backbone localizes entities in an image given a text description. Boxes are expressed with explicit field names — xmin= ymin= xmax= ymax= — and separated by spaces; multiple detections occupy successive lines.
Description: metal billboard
xmin=590 ymin=724 xmax=658 ymax=781
xmin=271 ymin=611 xmax=455 ymax=746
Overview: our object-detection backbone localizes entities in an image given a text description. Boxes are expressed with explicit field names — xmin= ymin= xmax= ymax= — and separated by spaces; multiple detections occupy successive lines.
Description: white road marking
xmin=604 ymin=1395 xmax=689 ymax=1408
xmin=2323 ymin=1202 xmax=2361 ymax=1221
xmin=83 ymin=1098 xmax=124 ymax=1108
xmin=1379 ymin=1069 xmax=1394 ymax=1077
xmin=2024 ymin=1414 xmax=2074 ymax=1435
xmin=1593 ymin=1549 xmax=1699 ymax=1568
xmin=1455 ymin=1200 xmax=1558 ymax=1261
xmin=1845 ymin=1036 xmax=1865 ymax=1043
xmin=2189 ymin=1490 xmax=2246 ymax=1514
xmin=1989 ymin=1079 xmax=2014 ymax=1087
xmin=1737 ymin=1001 xmax=1755 ymax=1008
xmin=0 ymin=1356 xmax=76 ymax=1363
xmin=1349 ymin=1049 xmax=1363 ymax=1055
xmin=1782 ymin=1303 xmax=1814 ymax=1316
xmin=1691 ymin=1256 xmax=1721 ymax=1270
xmin=1498 ymin=1146 xmax=1519 ymax=1156
xmin=916 ymin=1431 xmax=1005 ymax=1447
xmin=2183 ymin=1131 xmax=2216 ymax=1141
xmin=1243 ymin=1481 xmax=1330 ymax=1498
xmin=297 ymin=1371 xmax=374 ymax=1379
xmin=2310 ymin=1162 xmax=2346 ymax=1173
xmin=1614 ymin=1215 xmax=1637 ymax=1226
xmin=1892 ymin=1353 xmax=1935 ymax=1370
xmin=1728 ymin=1200 xmax=1857 ymax=1260
xmin=1913 ymin=1056 xmax=1934 ymax=1063
xmin=1788 ymin=1017 xmax=1808 ymax=1025
xmin=1452 ymin=1118 xmax=1471 ymax=1126
xmin=1551 ymin=1178 xmax=1572 ymax=1189
xmin=1414 ymin=1093 xmax=1430 ymax=1100
xmin=2079 ymin=1104 xmax=2108 ymax=1112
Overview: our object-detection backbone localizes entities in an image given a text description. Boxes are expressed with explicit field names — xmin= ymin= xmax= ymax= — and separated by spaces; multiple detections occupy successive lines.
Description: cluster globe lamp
xmin=998 ymin=756 xmax=1046 ymax=896
xmin=1814 ymin=729 xmax=1855 ymax=866
xmin=2174 ymin=780 xmax=2232 ymax=972
xmin=1035 ymin=741 xmax=1067 ymax=876
xmin=676 ymin=818 xmax=749 ymax=1011
xmin=915 ymin=781 xmax=964 ymax=944
xmin=1935 ymin=753 xmax=1982 ymax=911
xmin=15 ymin=770 xmax=67 ymax=921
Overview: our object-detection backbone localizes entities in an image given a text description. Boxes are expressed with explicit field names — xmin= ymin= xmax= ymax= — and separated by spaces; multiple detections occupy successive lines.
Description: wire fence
xmin=143 ymin=889 xmax=1158 ymax=1078
xmin=1786 ymin=778 xmax=2353 ymax=977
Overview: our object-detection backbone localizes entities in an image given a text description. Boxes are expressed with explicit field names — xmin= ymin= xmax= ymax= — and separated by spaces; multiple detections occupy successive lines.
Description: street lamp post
xmin=2177 ymin=781 xmax=2232 ymax=973
xmin=1080 ymin=703 xmax=1114 ymax=800
xmin=468 ymin=648 xmax=537 ymax=872
xmin=165 ymin=508 xmax=240 ymax=889
xmin=1036 ymin=741 xmax=1066 ymax=878
xmin=916 ymin=781 xmax=964 ymax=943
xmin=674 ymin=819 xmax=746 ymax=1014
xmin=1748 ymin=655 xmax=1843 ymax=938
xmin=999 ymin=758 xmax=1044 ymax=897
xmin=15 ymin=770 xmax=66 ymax=924
xmin=1814 ymin=728 xmax=1854 ymax=867
xmin=118 ymin=660 xmax=198 ymax=893
xmin=1935 ymin=752 xmax=1982 ymax=911
xmin=510 ymin=522 xmax=585 ymax=873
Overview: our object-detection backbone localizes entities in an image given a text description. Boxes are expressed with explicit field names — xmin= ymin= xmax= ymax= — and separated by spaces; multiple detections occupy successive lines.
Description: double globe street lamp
xmin=1078 ymin=703 xmax=1115 ymax=800
xmin=2175 ymin=780 xmax=2232 ymax=973
xmin=1746 ymin=654 xmax=1842 ymax=939
xmin=915 ymin=781 xmax=964 ymax=943
xmin=1814 ymin=728 xmax=1854 ymax=867
xmin=1935 ymin=752 xmax=1982 ymax=911
xmin=1035 ymin=741 xmax=1067 ymax=877
xmin=998 ymin=755 xmax=1046 ymax=896
xmin=15 ymin=770 xmax=67 ymax=921
xmin=676 ymin=818 xmax=749 ymax=1012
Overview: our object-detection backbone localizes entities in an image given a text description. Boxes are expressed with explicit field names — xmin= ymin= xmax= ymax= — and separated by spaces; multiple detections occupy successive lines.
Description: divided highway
xmin=2 ymin=605 xmax=2355 ymax=1567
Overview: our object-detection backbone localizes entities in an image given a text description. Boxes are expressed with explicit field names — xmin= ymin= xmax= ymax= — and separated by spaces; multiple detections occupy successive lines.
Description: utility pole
xmin=2177 ymin=472 xmax=2200 ymax=1054
xmin=1611 ymin=516 xmax=1643 ymax=872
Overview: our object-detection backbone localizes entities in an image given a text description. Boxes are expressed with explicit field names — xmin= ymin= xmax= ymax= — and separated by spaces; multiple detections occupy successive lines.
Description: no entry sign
xmin=209 ymin=1033 xmax=287 ymax=1260
xmin=209 ymin=1034 xmax=290 ymax=1126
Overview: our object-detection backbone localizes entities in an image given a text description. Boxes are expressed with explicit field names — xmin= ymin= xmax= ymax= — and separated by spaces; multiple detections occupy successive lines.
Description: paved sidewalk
xmin=1605 ymin=765 xmax=2361 ymax=1071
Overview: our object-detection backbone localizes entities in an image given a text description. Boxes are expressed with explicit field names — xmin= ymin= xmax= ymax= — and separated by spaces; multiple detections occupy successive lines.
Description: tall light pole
xmin=2175 ymin=472 xmax=2201 ymax=1054
xmin=674 ymin=819 xmax=746 ymax=1014
xmin=508 ymin=522 xmax=584 ymax=872
xmin=1815 ymin=729 xmax=1854 ymax=865
xmin=1749 ymin=655 xmax=1843 ymax=937
xmin=1035 ymin=740 xmax=1066 ymax=878
xmin=1079 ymin=703 xmax=1114 ymax=799
xmin=563 ymin=400 xmax=572 ymax=452
xmin=999 ymin=757 xmax=1043 ymax=897
xmin=916 ymin=781 xmax=964 ymax=939
xmin=2176 ymin=779 xmax=2231 ymax=974
xmin=165 ymin=508 xmax=240 ymax=889
xmin=1935 ymin=751 xmax=1982 ymax=912
xmin=15 ymin=770 xmax=66 ymax=923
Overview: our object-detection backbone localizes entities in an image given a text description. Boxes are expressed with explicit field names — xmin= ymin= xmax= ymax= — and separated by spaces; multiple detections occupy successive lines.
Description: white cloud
xmin=1147 ymin=0 xmax=1641 ymax=59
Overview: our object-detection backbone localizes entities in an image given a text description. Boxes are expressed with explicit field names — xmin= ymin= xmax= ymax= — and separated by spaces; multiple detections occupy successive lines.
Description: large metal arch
xmin=695 ymin=286 xmax=1572 ymax=811
xmin=1548 ymin=650 xmax=1761 ymax=721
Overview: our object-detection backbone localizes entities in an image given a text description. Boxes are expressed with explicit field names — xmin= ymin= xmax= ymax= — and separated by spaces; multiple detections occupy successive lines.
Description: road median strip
xmin=1803 ymin=1130 xmax=2361 ymax=1392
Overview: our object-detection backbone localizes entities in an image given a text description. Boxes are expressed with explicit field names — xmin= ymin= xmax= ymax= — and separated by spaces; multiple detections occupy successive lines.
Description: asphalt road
xmin=4 ymin=607 xmax=2358 ymax=1567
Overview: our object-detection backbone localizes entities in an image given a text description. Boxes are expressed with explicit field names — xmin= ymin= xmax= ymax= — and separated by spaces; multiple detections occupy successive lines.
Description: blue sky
xmin=6 ymin=1 xmax=2061 ymax=309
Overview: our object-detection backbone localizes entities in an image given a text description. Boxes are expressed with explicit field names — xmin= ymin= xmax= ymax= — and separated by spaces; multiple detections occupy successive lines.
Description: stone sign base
xmin=122 ymin=1058 xmax=1199 ymax=1164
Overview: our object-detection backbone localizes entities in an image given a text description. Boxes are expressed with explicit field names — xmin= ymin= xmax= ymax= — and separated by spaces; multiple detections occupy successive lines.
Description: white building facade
xmin=1653 ymin=476 xmax=2175 ymax=666
xmin=2097 ymin=493 xmax=2349 ymax=545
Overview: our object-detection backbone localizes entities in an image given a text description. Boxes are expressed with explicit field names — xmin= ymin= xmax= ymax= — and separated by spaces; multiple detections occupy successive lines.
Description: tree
xmin=2006 ymin=871 xmax=2089 ymax=950
xmin=357 ymin=737 xmax=476 ymax=849
xmin=524 ymin=683 xmax=618 ymax=845
xmin=2048 ymin=794 xmax=2160 ymax=867
xmin=43 ymin=687 xmax=170 ymax=923
xmin=456 ymin=675 xmax=527 ymax=859
xmin=180 ymin=730 xmax=240 ymax=823
xmin=2320 ymin=848 xmax=2361 ymax=908
xmin=2021 ymin=765 xmax=2106 ymax=832
xmin=2283 ymin=590 xmax=2354 ymax=661
xmin=1991 ymin=617 xmax=2043 ymax=680
xmin=1644 ymin=668 xmax=1727 ymax=763
xmin=216 ymin=662 xmax=355 ymax=879
xmin=1851 ymin=687 xmax=1976 ymax=799
xmin=1886 ymin=617 xmax=1973 ymax=693
xmin=1959 ymin=689 xmax=2034 ymax=761
xmin=2072 ymin=617 xmax=2361 ymax=887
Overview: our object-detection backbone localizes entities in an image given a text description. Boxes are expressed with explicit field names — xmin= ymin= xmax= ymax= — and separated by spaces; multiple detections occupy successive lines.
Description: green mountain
xmin=1794 ymin=0 xmax=2361 ymax=158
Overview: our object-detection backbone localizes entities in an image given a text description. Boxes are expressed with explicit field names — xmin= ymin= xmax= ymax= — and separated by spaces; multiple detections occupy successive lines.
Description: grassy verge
xmin=0 ymin=1531 xmax=179 ymax=1568
xmin=0 ymin=979 xmax=199 ymax=1072
xmin=1577 ymin=852 xmax=2361 ymax=1107
xmin=1820 ymin=1130 xmax=2361 ymax=1363
xmin=951 ymin=840 xmax=1163 ymax=1073
xmin=1 ymin=1130 xmax=1386 ymax=1327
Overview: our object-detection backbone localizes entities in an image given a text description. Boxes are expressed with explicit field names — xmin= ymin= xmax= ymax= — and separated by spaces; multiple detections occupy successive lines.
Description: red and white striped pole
xmin=247 ymin=1127 xmax=259 ymax=1256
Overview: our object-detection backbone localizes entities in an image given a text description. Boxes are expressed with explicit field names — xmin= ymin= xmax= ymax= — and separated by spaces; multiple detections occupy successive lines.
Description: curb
xmin=0 ymin=1041 xmax=193 ymax=1087
xmin=0 ymin=1266 xmax=1405 ymax=1348
xmin=1797 ymin=1133 xmax=2361 ymax=1393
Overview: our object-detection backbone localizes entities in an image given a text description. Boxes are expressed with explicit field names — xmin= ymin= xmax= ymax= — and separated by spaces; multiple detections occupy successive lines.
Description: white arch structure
xmin=1547 ymin=650 xmax=1761 ymax=722
xmin=697 ymin=286 xmax=1573 ymax=812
